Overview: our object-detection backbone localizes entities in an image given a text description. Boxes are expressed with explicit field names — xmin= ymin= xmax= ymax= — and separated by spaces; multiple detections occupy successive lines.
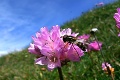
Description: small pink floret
xmin=88 ymin=41 xmax=102 ymax=51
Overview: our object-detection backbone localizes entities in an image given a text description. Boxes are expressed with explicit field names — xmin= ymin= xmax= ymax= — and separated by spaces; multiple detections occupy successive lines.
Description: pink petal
xmin=118 ymin=33 xmax=120 ymax=37
xmin=71 ymin=32 xmax=79 ymax=37
xmin=102 ymin=62 xmax=111 ymax=70
xmin=78 ymin=34 xmax=90 ymax=40
xmin=47 ymin=63 xmax=56 ymax=70
xmin=116 ymin=23 xmax=120 ymax=29
xmin=88 ymin=41 xmax=102 ymax=51
xmin=117 ymin=8 xmax=120 ymax=14
xmin=35 ymin=57 xmax=48 ymax=65
xmin=114 ymin=13 xmax=120 ymax=23
xmin=40 ymin=46 xmax=52 ymax=56
xmin=47 ymin=60 xmax=61 ymax=71
xmin=66 ymin=28 xmax=72 ymax=35
xmin=28 ymin=43 xmax=41 ymax=55
xmin=67 ymin=45 xmax=80 ymax=61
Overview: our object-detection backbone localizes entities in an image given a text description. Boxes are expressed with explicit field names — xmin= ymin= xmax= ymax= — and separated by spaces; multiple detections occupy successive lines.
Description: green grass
xmin=0 ymin=1 xmax=120 ymax=80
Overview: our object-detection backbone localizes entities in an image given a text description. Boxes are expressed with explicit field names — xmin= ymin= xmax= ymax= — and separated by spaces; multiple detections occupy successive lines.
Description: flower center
xmin=49 ymin=56 xmax=58 ymax=63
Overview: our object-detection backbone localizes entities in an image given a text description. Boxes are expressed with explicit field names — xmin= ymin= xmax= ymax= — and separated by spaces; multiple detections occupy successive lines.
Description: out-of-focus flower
xmin=102 ymin=62 xmax=114 ymax=75
xmin=28 ymin=25 xmax=84 ymax=70
xmin=114 ymin=8 xmax=120 ymax=24
xmin=118 ymin=33 xmax=120 ymax=37
xmin=96 ymin=2 xmax=104 ymax=7
xmin=102 ymin=62 xmax=111 ymax=70
xmin=114 ymin=8 xmax=120 ymax=36
xmin=90 ymin=28 xmax=98 ymax=34
xmin=116 ymin=23 xmax=120 ymax=29
xmin=88 ymin=41 xmax=102 ymax=51
xmin=91 ymin=28 xmax=98 ymax=32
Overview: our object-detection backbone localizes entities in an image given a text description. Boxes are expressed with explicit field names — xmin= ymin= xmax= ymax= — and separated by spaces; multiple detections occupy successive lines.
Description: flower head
xmin=118 ymin=33 xmax=120 ymax=37
xmin=88 ymin=41 xmax=102 ymax=51
xmin=114 ymin=8 xmax=120 ymax=36
xmin=114 ymin=8 xmax=120 ymax=24
xmin=102 ymin=62 xmax=114 ymax=75
xmin=90 ymin=28 xmax=98 ymax=34
xmin=28 ymin=25 xmax=84 ymax=70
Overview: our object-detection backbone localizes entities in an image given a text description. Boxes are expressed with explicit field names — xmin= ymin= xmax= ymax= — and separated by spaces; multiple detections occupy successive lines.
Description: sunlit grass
xmin=0 ymin=1 xmax=120 ymax=80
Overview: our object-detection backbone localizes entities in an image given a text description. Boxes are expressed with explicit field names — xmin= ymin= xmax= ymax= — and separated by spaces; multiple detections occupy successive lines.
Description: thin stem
xmin=111 ymin=73 xmax=114 ymax=80
xmin=93 ymin=33 xmax=115 ymax=80
xmin=57 ymin=67 xmax=64 ymax=80
xmin=93 ymin=33 xmax=106 ymax=62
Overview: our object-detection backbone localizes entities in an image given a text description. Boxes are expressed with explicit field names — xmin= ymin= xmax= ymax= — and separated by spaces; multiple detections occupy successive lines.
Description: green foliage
xmin=0 ymin=1 xmax=120 ymax=80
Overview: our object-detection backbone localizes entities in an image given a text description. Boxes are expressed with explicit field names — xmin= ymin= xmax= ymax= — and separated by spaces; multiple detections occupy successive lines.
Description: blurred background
xmin=0 ymin=0 xmax=116 ymax=56
xmin=1 ymin=0 xmax=120 ymax=80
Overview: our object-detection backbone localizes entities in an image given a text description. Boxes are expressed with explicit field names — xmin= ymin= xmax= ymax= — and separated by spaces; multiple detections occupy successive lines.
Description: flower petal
xmin=35 ymin=57 xmax=48 ymax=65
xmin=88 ymin=41 xmax=102 ymax=51
xmin=67 ymin=45 xmax=80 ymax=61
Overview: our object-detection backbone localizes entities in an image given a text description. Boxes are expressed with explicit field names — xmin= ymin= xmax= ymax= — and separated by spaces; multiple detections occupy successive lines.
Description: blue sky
xmin=0 ymin=0 xmax=116 ymax=56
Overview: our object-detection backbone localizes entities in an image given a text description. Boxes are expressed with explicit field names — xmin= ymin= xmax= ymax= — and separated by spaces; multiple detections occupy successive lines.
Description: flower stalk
xmin=102 ymin=62 xmax=115 ymax=80
xmin=95 ymin=34 xmax=115 ymax=80
xmin=57 ymin=67 xmax=64 ymax=80
xmin=91 ymin=29 xmax=115 ymax=80
xmin=92 ymin=32 xmax=106 ymax=62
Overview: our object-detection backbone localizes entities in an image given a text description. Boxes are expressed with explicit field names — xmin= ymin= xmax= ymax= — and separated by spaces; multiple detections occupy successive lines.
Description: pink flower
xmin=116 ymin=23 xmax=120 ymax=29
xmin=118 ymin=33 xmax=120 ymax=37
xmin=96 ymin=2 xmax=104 ymax=7
xmin=114 ymin=8 xmax=120 ymax=36
xmin=114 ymin=8 xmax=120 ymax=24
xmin=28 ymin=25 xmax=63 ymax=70
xmin=88 ymin=41 xmax=102 ymax=51
xmin=28 ymin=25 xmax=84 ymax=70
xmin=102 ymin=62 xmax=111 ymax=70
xmin=102 ymin=62 xmax=114 ymax=75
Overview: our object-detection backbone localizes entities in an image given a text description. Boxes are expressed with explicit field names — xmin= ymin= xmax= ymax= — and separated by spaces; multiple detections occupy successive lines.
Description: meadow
xmin=0 ymin=1 xmax=120 ymax=80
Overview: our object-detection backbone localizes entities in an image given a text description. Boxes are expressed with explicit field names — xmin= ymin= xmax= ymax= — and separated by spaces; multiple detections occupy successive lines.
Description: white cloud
xmin=0 ymin=1 xmax=33 ymax=54
xmin=0 ymin=48 xmax=23 ymax=57
xmin=0 ymin=51 xmax=8 ymax=57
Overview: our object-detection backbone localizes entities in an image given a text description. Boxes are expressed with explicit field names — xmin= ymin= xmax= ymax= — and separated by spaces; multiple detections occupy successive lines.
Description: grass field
xmin=0 ymin=1 xmax=120 ymax=80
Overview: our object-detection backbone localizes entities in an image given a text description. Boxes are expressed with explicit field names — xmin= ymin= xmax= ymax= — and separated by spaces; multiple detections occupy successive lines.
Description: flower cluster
xmin=28 ymin=25 xmax=84 ymax=70
xmin=102 ymin=62 xmax=114 ymax=75
xmin=114 ymin=8 xmax=120 ymax=36
xmin=28 ymin=25 xmax=102 ymax=70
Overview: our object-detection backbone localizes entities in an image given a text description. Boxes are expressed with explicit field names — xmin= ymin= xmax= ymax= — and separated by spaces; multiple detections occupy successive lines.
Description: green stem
xmin=93 ymin=33 xmax=115 ymax=80
xmin=57 ymin=67 xmax=64 ymax=80
xmin=93 ymin=33 xmax=106 ymax=62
